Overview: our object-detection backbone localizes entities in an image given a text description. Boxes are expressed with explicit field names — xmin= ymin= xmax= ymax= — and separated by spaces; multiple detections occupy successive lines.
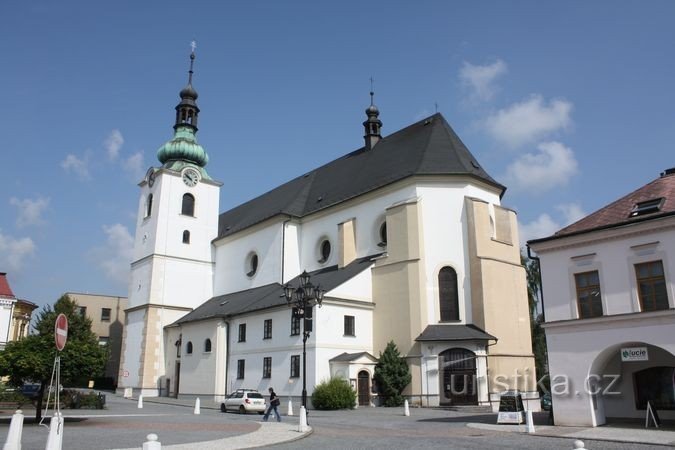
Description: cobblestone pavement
xmin=1 ymin=394 xmax=672 ymax=450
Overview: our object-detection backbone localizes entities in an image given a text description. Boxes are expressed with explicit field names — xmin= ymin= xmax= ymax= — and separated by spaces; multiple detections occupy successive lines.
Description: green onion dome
xmin=157 ymin=126 xmax=209 ymax=167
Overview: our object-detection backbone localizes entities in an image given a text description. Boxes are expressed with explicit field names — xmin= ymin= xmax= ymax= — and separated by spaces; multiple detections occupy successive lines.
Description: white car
xmin=220 ymin=390 xmax=266 ymax=414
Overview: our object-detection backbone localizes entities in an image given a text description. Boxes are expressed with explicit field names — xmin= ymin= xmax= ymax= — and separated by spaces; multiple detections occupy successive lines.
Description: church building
xmin=118 ymin=51 xmax=538 ymax=410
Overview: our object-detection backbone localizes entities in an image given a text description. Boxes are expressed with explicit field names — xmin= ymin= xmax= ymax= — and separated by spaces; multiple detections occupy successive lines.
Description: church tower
xmin=118 ymin=47 xmax=221 ymax=396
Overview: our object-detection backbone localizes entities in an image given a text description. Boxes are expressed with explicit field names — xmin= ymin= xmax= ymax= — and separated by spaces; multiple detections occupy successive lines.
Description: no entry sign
xmin=55 ymin=313 xmax=68 ymax=351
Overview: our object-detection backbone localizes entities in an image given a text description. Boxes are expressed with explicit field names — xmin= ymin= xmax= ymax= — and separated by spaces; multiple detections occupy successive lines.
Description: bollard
xmin=142 ymin=433 xmax=161 ymax=450
xmin=573 ymin=440 xmax=586 ymax=449
xmin=298 ymin=406 xmax=308 ymax=433
xmin=124 ymin=387 xmax=132 ymax=398
xmin=45 ymin=412 xmax=64 ymax=450
xmin=138 ymin=395 xmax=144 ymax=409
xmin=404 ymin=399 xmax=410 ymax=416
xmin=194 ymin=397 xmax=200 ymax=415
xmin=3 ymin=409 xmax=24 ymax=450
xmin=287 ymin=399 xmax=294 ymax=416
xmin=525 ymin=410 xmax=535 ymax=434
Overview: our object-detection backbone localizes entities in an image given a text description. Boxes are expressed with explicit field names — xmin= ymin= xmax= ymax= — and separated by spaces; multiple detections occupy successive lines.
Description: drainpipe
xmin=223 ymin=319 xmax=230 ymax=396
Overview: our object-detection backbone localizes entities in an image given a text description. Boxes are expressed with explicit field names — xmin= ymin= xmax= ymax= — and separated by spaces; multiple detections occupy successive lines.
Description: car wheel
xmin=220 ymin=403 xmax=226 ymax=413
xmin=239 ymin=405 xmax=246 ymax=414
xmin=258 ymin=411 xmax=264 ymax=415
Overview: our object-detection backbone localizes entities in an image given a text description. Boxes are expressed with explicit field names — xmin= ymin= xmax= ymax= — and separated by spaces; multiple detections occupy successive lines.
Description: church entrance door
xmin=357 ymin=371 xmax=370 ymax=406
xmin=174 ymin=362 xmax=180 ymax=399
xmin=439 ymin=348 xmax=477 ymax=406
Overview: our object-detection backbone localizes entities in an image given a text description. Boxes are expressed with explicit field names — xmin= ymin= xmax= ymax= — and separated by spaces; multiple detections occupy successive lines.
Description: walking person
xmin=263 ymin=387 xmax=281 ymax=422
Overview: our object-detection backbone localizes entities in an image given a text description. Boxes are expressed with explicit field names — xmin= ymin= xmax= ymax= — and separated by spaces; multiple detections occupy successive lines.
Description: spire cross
xmin=188 ymin=41 xmax=196 ymax=84
xmin=369 ymin=77 xmax=375 ymax=105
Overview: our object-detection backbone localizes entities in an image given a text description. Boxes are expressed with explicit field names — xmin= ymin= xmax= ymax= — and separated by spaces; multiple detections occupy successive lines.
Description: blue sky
xmin=2 ymin=1 xmax=675 ymax=309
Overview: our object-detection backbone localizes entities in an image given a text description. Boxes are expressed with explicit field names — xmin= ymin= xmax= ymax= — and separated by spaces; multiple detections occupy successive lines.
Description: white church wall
xmin=0 ymin=300 xmax=14 ymax=348
xmin=327 ymin=266 xmax=373 ymax=302
xmin=122 ymin=309 xmax=145 ymax=389
xmin=416 ymin=181 xmax=501 ymax=327
xmin=178 ymin=319 xmax=222 ymax=396
xmin=213 ymin=222 xmax=284 ymax=296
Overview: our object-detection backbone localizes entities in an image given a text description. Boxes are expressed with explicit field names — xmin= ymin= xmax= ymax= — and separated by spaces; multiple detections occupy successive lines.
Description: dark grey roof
xmin=217 ymin=113 xmax=503 ymax=239
xmin=415 ymin=324 xmax=497 ymax=342
xmin=175 ymin=255 xmax=379 ymax=325
xmin=329 ymin=352 xmax=378 ymax=363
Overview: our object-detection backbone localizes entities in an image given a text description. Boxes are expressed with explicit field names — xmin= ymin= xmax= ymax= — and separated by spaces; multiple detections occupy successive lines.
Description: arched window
xmin=439 ymin=267 xmax=459 ymax=322
xmin=186 ymin=341 xmax=193 ymax=354
xmin=204 ymin=338 xmax=212 ymax=353
xmin=182 ymin=230 xmax=190 ymax=244
xmin=145 ymin=194 xmax=153 ymax=218
xmin=181 ymin=193 xmax=195 ymax=216
xmin=378 ymin=222 xmax=388 ymax=247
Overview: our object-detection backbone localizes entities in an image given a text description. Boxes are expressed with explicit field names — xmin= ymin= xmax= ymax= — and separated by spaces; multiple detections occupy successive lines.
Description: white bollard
xmin=404 ymin=399 xmax=410 ymax=416
xmin=287 ymin=399 xmax=294 ymax=416
xmin=138 ymin=395 xmax=143 ymax=409
xmin=525 ymin=410 xmax=535 ymax=433
xmin=3 ymin=409 xmax=24 ymax=450
xmin=298 ymin=406 xmax=308 ymax=433
xmin=573 ymin=440 xmax=586 ymax=449
xmin=194 ymin=397 xmax=200 ymax=415
xmin=142 ymin=433 xmax=161 ymax=450
xmin=123 ymin=387 xmax=132 ymax=398
xmin=45 ymin=412 xmax=64 ymax=450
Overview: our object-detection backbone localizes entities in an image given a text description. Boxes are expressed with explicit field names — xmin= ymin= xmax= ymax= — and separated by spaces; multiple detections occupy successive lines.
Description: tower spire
xmin=363 ymin=77 xmax=382 ymax=150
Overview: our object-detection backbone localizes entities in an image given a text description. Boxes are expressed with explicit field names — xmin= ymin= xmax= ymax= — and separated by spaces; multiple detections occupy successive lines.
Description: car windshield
xmin=247 ymin=393 xmax=263 ymax=399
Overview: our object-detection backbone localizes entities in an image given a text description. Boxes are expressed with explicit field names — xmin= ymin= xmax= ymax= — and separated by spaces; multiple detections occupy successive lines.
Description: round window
xmin=319 ymin=239 xmax=331 ymax=263
xmin=246 ymin=252 xmax=259 ymax=277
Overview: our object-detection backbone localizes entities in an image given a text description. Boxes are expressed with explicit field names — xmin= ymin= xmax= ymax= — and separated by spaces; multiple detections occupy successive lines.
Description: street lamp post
xmin=283 ymin=270 xmax=325 ymax=410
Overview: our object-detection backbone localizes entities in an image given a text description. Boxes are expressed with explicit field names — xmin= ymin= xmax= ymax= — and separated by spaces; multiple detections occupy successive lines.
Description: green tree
xmin=311 ymin=377 xmax=357 ymax=410
xmin=522 ymin=253 xmax=549 ymax=390
xmin=374 ymin=341 xmax=411 ymax=407
xmin=0 ymin=294 xmax=107 ymax=421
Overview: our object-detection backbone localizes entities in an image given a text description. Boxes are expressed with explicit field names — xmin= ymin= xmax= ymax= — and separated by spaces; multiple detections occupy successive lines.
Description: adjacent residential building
xmin=118 ymin=51 xmax=538 ymax=410
xmin=0 ymin=273 xmax=38 ymax=349
xmin=528 ymin=169 xmax=675 ymax=426
xmin=68 ymin=292 xmax=127 ymax=387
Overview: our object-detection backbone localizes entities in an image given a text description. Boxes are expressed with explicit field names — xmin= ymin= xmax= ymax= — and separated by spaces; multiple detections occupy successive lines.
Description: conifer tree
xmin=374 ymin=341 xmax=411 ymax=407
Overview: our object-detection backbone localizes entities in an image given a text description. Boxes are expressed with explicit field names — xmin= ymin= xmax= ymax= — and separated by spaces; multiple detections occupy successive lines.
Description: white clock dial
xmin=182 ymin=168 xmax=200 ymax=187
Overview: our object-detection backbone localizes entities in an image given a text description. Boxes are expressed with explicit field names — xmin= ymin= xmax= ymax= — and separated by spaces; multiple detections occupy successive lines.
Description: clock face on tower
xmin=146 ymin=167 xmax=156 ymax=187
xmin=182 ymin=167 xmax=200 ymax=187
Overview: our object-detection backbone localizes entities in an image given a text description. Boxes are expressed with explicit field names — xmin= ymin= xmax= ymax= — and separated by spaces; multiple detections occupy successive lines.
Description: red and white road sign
xmin=55 ymin=313 xmax=68 ymax=351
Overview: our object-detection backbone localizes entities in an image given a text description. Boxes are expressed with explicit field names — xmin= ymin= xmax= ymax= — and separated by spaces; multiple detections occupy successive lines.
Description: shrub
xmin=311 ymin=377 xmax=356 ymax=410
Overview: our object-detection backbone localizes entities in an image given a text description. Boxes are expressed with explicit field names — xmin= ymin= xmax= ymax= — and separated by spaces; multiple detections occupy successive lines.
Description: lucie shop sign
xmin=621 ymin=347 xmax=649 ymax=362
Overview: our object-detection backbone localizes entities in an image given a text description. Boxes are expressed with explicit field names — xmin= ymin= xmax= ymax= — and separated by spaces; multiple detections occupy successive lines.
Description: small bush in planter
xmin=311 ymin=377 xmax=356 ymax=410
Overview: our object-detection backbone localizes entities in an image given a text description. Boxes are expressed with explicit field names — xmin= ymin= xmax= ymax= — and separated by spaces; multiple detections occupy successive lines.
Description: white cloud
xmin=503 ymin=141 xmax=579 ymax=192
xmin=61 ymin=153 xmax=91 ymax=180
xmin=0 ymin=229 xmax=36 ymax=272
xmin=519 ymin=203 xmax=587 ymax=246
xmin=459 ymin=59 xmax=507 ymax=102
xmin=485 ymin=95 xmax=572 ymax=147
xmin=519 ymin=213 xmax=560 ymax=245
xmin=123 ymin=151 xmax=145 ymax=180
xmin=10 ymin=196 xmax=50 ymax=228
xmin=104 ymin=129 xmax=124 ymax=161
xmin=555 ymin=203 xmax=586 ymax=226
xmin=94 ymin=224 xmax=133 ymax=285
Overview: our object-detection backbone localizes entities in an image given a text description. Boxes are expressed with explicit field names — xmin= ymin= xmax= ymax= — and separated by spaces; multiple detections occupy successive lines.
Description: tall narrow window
xmin=182 ymin=230 xmax=190 ymax=244
xmin=290 ymin=309 xmax=301 ymax=336
xmin=101 ymin=308 xmax=111 ymax=322
xmin=204 ymin=338 xmax=212 ymax=353
xmin=438 ymin=267 xmax=460 ymax=321
xmin=145 ymin=194 xmax=153 ymax=218
xmin=635 ymin=261 xmax=669 ymax=311
xmin=262 ymin=357 xmax=272 ymax=378
xmin=290 ymin=355 xmax=300 ymax=378
xmin=238 ymin=323 xmax=246 ymax=342
xmin=575 ymin=271 xmax=603 ymax=318
xmin=263 ymin=319 xmax=273 ymax=339
xmin=344 ymin=315 xmax=355 ymax=336
xmin=237 ymin=359 xmax=245 ymax=379
xmin=181 ymin=193 xmax=195 ymax=216
xmin=186 ymin=341 xmax=193 ymax=354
